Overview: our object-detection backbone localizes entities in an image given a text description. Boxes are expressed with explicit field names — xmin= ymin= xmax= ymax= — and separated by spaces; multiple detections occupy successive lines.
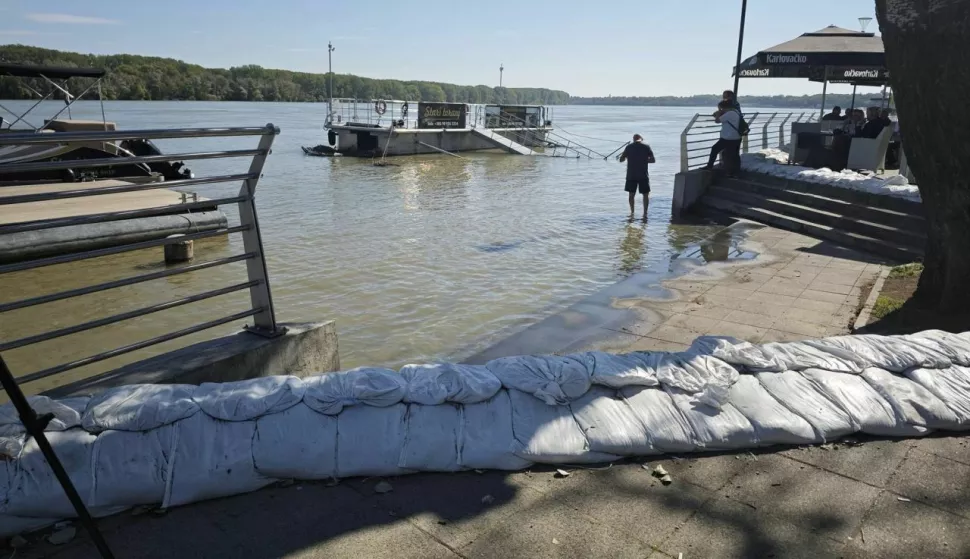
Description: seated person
xmin=858 ymin=107 xmax=887 ymax=139
xmin=822 ymin=106 xmax=843 ymax=121
xmin=842 ymin=109 xmax=865 ymax=135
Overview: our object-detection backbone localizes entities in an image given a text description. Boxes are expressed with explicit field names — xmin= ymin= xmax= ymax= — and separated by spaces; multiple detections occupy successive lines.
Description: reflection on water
xmin=0 ymin=101 xmax=726 ymax=394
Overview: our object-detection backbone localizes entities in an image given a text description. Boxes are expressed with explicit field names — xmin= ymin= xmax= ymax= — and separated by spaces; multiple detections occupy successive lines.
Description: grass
xmin=860 ymin=262 xmax=970 ymax=335
xmin=871 ymin=295 xmax=906 ymax=320
xmin=887 ymin=263 xmax=923 ymax=279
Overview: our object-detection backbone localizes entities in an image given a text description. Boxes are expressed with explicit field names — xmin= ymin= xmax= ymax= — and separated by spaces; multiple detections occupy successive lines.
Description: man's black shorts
xmin=624 ymin=178 xmax=650 ymax=194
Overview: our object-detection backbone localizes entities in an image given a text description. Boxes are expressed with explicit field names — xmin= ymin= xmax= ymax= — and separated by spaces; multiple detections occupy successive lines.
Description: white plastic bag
xmin=507 ymin=389 xmax=618 ymax=464
xmin=81 ymin=384 xmax=199 ymax=432
xmin=728 ymin=375 xmax=819 ymax=445
xmin=4 ymin=430 xmax=98 ymax=517
xmin=802 ymin=368 xmax=925 ymax=437
xmin=569 ymin=386 xmax=657 ymax=456
xmin=399 ymin=404 xmax=463 ymax=472
xmin=905 ymin=366 xmax=970 ymax=426
xmin=665 ymin=387 xmax=757 ymax=450
xmin=807 ymin=335 xmax=951 ymax=372
xmin=690 ymin=336 xmax=784 ymax=372
xmin=620 ymin=386 xmax=698 ymax=452
xmin=0 ymin=396 xmax=84 ymax=437
xmin=486 ymin=355 xmax=592 ymax=405
xmin=459 ymin=391 xmax=533 ymax=471
xmin=656 ymin=352 xmax=739 ymax=408
xmin=252 ymin=403 xmax=338 ymax=479
xmin=164 ymin=414 xmax=271 ymax=508
xmin=399 ymin=363 xmax=501 ymax=405
xmin=303 ymin=368 xmax=406 ymax=415
xmin=335 ymin=403 xmax=410 ymax=477
xmin=91 ymin=425 xmax=177 ymax=508
xmin=584 ymin=352 xmax=660 ymax=388
xmin=760 ymin=342 xmax=867 ymax=373
xmin=193 ymin=376 xmax=305 ymax=421
xmin=755 ymin=371 xmax=856 ymax=441
xmin=863 ymin=368 xmax=962 ymax=430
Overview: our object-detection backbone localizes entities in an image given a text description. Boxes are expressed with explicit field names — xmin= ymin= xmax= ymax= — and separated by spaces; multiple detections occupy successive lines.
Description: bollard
xmin=164 ymin=234 xmax=194 ymax=264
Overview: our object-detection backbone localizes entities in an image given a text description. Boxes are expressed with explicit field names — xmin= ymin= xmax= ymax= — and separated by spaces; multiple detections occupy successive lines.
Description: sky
xmin=0 ymin=0 xmax=883 ymax=98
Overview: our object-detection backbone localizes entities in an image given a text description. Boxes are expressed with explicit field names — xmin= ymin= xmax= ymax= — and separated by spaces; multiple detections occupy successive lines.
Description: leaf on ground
xmin=374 ymin=481 xmax=393 ymax=494
xmin=555 ymin=469 xmax=571 ymax=478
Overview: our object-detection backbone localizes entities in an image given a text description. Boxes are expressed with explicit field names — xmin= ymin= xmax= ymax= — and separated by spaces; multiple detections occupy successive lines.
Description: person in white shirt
xmin=704 ymin=100 xmax=743 ymax=176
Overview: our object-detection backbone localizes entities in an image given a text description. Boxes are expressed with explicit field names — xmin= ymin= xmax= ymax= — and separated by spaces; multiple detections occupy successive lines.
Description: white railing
xmin=679 ymin=111 xmax=819 ymax=172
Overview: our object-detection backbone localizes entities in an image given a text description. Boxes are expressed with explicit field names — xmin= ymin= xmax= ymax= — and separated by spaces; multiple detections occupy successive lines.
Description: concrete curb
xmin=853 ymin=266 xmax=891 ymax=331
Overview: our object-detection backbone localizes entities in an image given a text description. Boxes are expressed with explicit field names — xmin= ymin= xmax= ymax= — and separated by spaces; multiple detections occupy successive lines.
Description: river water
xmin=1 ymin=101 xmax=729 ymax=393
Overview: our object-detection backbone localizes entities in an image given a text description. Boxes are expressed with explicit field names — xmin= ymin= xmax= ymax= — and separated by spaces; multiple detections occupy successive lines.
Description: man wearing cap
xmin=619 ymin=134 xmax=655 ymax=218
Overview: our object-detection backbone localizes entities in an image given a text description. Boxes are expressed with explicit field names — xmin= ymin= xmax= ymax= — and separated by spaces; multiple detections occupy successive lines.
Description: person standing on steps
xmin=704 ymin=100 xmax=743 ymax=177
xmin=723 ymin=90 xmax=742 ymax=116
xmin=618 ymin=134 xmax=655 ymax=219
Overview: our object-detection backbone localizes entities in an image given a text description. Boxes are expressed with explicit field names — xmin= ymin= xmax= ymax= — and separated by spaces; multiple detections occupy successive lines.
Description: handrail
xmin=0 ymin=124 xmax=283 ymax=393
xmin=679 ymin=110 xmax=818 ymax=171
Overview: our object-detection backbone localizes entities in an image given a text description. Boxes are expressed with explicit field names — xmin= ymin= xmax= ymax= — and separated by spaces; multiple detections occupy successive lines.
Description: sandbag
xmin=91 ymin=425 xmax=177 ymax=509
xmin=802 ymin=368 xmax=925 ymax=437
xmin=193 ymin=376 xmax=305 ymax=421
xmin=303 ymin=368 xmax=406 ymax=415
xmin=459 ymin=391 xmax=533 ymax=471
xmin=728 ymin=375 xmax=819 ymax=445
xmin=3 ymin=430 xmax=98 ymax=517
xmin=806 ymin=335 xmax=951 ymax=372
xmin=569 ymin=386 xmax=657 ymax=456
xmin=620 ymin=386 xmax=698 ymax=452
xmin=0 ymin=435 xmax=24 ymax=459
xmin=0 ymin=396 xmax=84 ymax=437
xmin=666 ymin=387 xmax=757 ymax=450
xmin=755 ymin=371 xmax=856 ymax=441
xmin=690 ymin=336 xmax=784 ymax=372
xmin=399 ymin=404 xmax=463 ymax=472
xmin=759 ymin=342 xmax=867 ymax=373
xmin=507 ymin=389 xmax=618 ymax=464
xmin=336 ymin=403 xmax=409 ymax=477
xmin=486 ymin=355 xmax=592 ymax=405
xmin=862 ymin=368 xmax=961 ymax=431
xmin=656 ymin=352 xmax=739 ymax=408
xmin=81 ymin=384 xmax=199 ymax=432
xmin=399 ymin=363 xmax=501 ymax=405
xmin=164 ymin=414 xmax=271 ymax=508
xmin=904 ymin=331 xmax=970 ymax=367
xmin=584 ymin=352 xmax=660 ymax=388
xmin=905 ymin=366 xmax=970 ymax=426
xmin=253 ymin=403 xmax=337 ymax=479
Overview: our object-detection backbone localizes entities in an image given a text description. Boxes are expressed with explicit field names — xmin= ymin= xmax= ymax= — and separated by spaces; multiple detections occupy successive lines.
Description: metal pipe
xmin=0 ymin=125 xmax=279 ymax=145
xmin=10 ymin=308 xmax=262 ymax=386
xmin=732 ymin=0 xmax=749 ymax=96
xmin=416 ymin=141 xmax=467 ymax=159
xmin=820 ymin=72 xmax=829 ymax=120
xmin=0 ymin=148 xmax=265 ymax=174
xmin=0 ymin=173 xmax=257 ymax=206
xmin=604 ymin=141 xmax=630 ymax=161
xmin=0 ymin=253 xmax=255 ymax=314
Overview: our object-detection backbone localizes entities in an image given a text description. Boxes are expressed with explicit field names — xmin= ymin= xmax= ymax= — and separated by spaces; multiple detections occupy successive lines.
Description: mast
xmin=328 ymin=41 xmax=335 ymax=120
xmin=499 ymin=63 xmax=504 ymax=87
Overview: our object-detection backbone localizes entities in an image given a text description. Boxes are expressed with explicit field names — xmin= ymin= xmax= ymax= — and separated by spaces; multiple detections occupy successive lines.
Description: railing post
xmin=777 ymin=113 xmax=794 ymax=148
xmin=680 ymin=113 xmax=701 ymax=172
xmin=238 ymin=123 xmax=284 ymax=337
xmin=741 ymin=111 xmax=757 ymax=154
xmin=761 ymin=112 xmax=778 ymax=151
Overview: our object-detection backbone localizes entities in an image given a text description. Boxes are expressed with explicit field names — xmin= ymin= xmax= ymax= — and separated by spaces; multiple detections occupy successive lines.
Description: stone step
xmin=697 ymin=194 xmax=922 ymax=263
xmin=706 ymin=185 xmax=925 ymax=250
xmin=737 ymin=170 xmax=922 ymax=215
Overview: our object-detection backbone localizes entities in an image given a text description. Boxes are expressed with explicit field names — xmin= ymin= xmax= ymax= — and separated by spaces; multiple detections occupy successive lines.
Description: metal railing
xmin=0 ymin=124 xmax=282 ymax=391
xmin=471 ymin=110 xmax=603 ymax=159
xmin=679 ymin=111 xmax=818 ymax=172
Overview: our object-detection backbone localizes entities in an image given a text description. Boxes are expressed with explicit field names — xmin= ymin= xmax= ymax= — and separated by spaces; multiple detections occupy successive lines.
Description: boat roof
xmin=0 ymin=62 xmax=106 ymax=80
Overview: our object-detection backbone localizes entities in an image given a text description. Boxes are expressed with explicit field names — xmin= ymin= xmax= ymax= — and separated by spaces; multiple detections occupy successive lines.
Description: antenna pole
xmin=328 ymin=42 xmax=335 ymax=119
xmin=499 ymin=64 xmax=504 ymax=87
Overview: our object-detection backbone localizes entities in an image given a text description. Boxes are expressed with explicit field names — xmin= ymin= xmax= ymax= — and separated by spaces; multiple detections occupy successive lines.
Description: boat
xmin=0 ymin=62 xmax=193 ymax=185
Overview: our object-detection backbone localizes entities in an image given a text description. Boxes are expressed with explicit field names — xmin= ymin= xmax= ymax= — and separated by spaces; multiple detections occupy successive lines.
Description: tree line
xmin=570 ymin=94 xmax=877 ymax=109
xmin=0 ymin=45 xmax=570 ymax=105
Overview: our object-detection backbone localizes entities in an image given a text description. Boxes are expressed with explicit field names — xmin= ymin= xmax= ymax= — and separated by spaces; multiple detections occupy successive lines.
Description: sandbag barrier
xmin=2 ymin=330 xmax=970 ymax=537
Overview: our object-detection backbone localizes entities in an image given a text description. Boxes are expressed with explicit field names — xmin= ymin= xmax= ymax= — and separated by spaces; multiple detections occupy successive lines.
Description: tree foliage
xmin=0 ymin=45 xmax=571 ymax=105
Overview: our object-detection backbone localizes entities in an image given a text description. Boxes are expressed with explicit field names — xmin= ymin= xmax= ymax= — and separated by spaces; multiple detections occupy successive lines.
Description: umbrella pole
xmin=732 ymin=0 xmax=748 ymax=96
xmin=850 ymin=85 xmax=857 ymax=112
xmin=820 ymin=76 xmax=828 ymax=120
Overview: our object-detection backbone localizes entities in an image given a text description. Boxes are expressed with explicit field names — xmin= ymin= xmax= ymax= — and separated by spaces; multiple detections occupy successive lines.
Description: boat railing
xmin=327 ymin=98 xmax=420 ymax=129
xmin=476 ymin=110 xmax=604 ymax=159
xmin=679 ymin=110 xmax=818 ymax=172
xmin=0 ymin=124 xmax=283 ymax=394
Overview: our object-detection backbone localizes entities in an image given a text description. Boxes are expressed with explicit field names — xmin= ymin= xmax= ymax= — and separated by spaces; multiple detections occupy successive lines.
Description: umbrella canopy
xmin=735 ymin=25 xmax=888 ymax=85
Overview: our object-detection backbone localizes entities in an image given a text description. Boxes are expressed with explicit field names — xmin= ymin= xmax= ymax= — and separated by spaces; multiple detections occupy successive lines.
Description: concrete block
xmin=781 ymin=439 xmax=911 ymax=487
xmin=888 ymin=449 xmax=970 ymax=518
xmin=672 ymin=170 xmax=711 ymax=218
xmin=44 ymin=321 xmax=340 ymax=398
xmin=850 ymin=491 xmax=970 ymax=558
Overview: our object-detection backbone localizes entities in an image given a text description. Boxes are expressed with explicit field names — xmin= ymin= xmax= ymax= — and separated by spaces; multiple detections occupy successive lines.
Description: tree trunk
xmin=875 ymin=0 xmax=970 ymax=312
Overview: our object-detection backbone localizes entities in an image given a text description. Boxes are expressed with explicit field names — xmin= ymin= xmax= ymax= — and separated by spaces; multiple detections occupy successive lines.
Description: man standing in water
xmin=619 ymin=134 xmax=655 ymax=218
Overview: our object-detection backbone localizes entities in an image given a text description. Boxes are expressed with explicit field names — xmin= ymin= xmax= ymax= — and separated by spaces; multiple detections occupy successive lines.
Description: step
xmin=697 ymin=194 xmax=922 ymax=263
xmin=738 ymin=169 xmax=922 ymax=215
xmin=706 ymin=185 xmax=926 ymax=250
xmin=717 ymin=177 xmax=926 ymax=235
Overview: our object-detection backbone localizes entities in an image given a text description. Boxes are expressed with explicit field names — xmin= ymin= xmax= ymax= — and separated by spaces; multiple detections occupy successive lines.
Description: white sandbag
xmin=690 ymin=336 xmax=784 ymax=372
xmin=193 ymin=376 xmax=305 ymax=421
xmin=656 ymin=352 xmax=739 ymax=408
xmin=303 ymin=368 xmax=406 ymax=415
xmin=862 ymin=368 xmax=961 ymax=431
xmin=665 ymin=387 xmax=758 ymax=450
xmin=806 ymin=335 xmax=950 ymax=372
xmin=728 ymin=375 xmax=819 ymax=445
xmin=486 ymin=355 xmax=592 ymax=405
xmin=802 ymin=368 xmax=925 ymax=437
xmin=0 ymin=396 xmax=84 ymax=437
xmin=755 ymin=371 xmax=856 ymax=441
xmin=3 ymin=430 xmax=98 ymax=517
xmin=0 ymin=515 xmax=60 ymax=539
xmin=584 ymin=352 xmax=660 ymax=388
xmin=253 ymin=403 xmax=337 ymax=479
xmin=905 ymin=366 xmax=970 ymax=425
xmin=0 ymin=435 xmax=24 ymax=459
xmin=459 ymin=391 xmax=533 ymax=471
xmin=904 ymin=330 xmax=970 ymax=366
xmin=163 ymin=414 xmax=271 ymax=508
xmin=399 ymin=404 xmax=463 ymax=472
xmin=399 ymin=363 xmax=501 ymax=404
xmin=620 ymin=386 xmax=698 ymax=452
xmin=91 ymin=424 xmax=177 ymax=508
xmin=507 ymin=388 xmax=619 ymax=464
xmin=760 ymin=342 xmax=867 ymax=373
xmin=569 ymin=386 xmax=657 ymax=456
xmin=81 ymin=384 xmax=199 ymax=432
xmin=336 ymin=403 xmax=410 ymax=477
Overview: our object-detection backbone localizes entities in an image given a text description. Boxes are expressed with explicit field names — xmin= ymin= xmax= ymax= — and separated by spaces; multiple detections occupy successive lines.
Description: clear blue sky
xmin=1 ymin=0 xmax=881 ymax=98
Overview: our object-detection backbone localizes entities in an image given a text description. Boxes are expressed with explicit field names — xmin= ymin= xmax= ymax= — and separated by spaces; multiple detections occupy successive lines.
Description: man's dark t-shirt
xmin=622 ymin=142 xmax=654 ymax=179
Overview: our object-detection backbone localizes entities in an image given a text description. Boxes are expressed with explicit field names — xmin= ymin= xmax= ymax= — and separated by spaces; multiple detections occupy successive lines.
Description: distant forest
xmin=570 ymin=94 xmax=874 ymax=109
xmin=0 ymin=45 xmax=570 ymax=105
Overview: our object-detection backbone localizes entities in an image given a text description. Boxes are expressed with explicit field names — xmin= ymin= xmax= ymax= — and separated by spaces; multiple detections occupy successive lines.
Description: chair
xmin=846 ymin=127 xmax=893 ymax=173
xmin=898 ymin=148 xmax=917 ymax=183
xmin=788 ymin=122 xmax=821 ymax=164
xmin=819 ymin=120 xmax=844 ymax=132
